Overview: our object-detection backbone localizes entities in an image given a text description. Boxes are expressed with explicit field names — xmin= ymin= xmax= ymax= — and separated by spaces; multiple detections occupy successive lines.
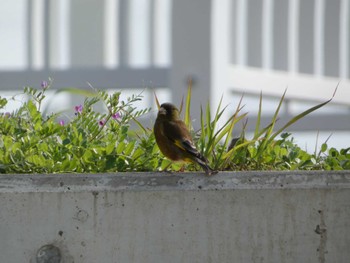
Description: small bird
xmin=154 ymin=103 xmax=216 ymax=175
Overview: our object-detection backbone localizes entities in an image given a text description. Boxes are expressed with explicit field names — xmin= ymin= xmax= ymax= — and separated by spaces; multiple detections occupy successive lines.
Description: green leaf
xmin=133 ymin=148 xmax=144 ymax=159
xmin=321 ymin=143 xmax=328 ymax=153
xmin=62 ymin=138 xmax=71 ymax=145
xmin=116 ymin=141 xmax=125 ymax=154
xmin=124 ymin=141 xmax=135 ymax=156
xmin=161 ymin=159 xmax=172 ymax=170
xmin=82 ymin=149 xmax=94 ymax=163
xmin=106 ymin=142 xmax=115 ymax=155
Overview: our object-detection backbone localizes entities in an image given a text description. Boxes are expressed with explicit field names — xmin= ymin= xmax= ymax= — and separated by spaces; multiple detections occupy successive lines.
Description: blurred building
xmin=0 ymin=0 xmax=349 ymax=150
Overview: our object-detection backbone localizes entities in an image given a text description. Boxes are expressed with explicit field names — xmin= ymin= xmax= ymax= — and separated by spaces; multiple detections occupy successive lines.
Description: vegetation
xmin=0 ymin=81 xmax=349 ymax=174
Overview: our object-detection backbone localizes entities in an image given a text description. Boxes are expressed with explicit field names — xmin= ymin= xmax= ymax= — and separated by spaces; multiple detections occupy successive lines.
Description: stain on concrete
xmin=93 ymin=190 xmax=99 ymax=236
xmin=74 ymin=208 xmax=89 ymax=223
xmin=315 ymin=210 xmax=327 ymax=263
xmin=36 ymin=244 xmax=61 ymax=263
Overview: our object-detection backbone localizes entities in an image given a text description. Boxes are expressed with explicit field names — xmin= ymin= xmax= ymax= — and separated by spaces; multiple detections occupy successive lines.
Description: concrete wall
xmin=0 ymin=171 xmax=349 ymax=263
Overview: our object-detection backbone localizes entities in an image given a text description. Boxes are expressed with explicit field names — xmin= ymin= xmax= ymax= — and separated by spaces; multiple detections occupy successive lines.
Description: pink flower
xmin=41 ymin=80 xmax=48 ymax=89
xmin=99 ymin=119 xmax=106 ymax=127
xmin=59 ymin=120 xmax=65 ymax=126
xmin=74 ymin=105 xmax=83 ymax=115
xmin=112 ymin=112 xmax=121 ymax=119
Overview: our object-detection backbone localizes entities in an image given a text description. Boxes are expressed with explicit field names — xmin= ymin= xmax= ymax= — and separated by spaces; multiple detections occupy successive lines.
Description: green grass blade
xmin=214 ymin=96 xmax=245 ymax=167
xmin=212 ymin=94 xmax=245 ymax=139
xmin=130 ymin=115 xmax=148 ymax=133
xmin=184 ymin=81 xmax=192 ymax=128
xmin=254 ymin=91 xmax=263 ymax=139
xmin=256 ymin=90 xmax=286 ymax=157
xmin=202 ymin=101 xmax=233 ymax=156
xmin=199 ymin=105 xmax=206 ymax=153
xmin=222 ymin=138 xmax=257 ymax=160
xmin=214 ymin=112 xmax=248 ymax=146
xmin=55 ymin=87 xmax=97 ymax=97
xmin=154 ymin=92 xmax=161 ymax=109
xmin=179 ymin=95 xmax=184 ymax=115
xmin=314 ymin=131 xmax=320 ymax=158
xmin=224 ymin=95 xmax=244 ymax=148
xmin=269 ymin=96 xmax=334 ymax=142
xmin=212 ymin=95 xmax=224 ymax=130
xmin=207 ymin=96 xmax=222 ymax=141
xmin=205 ymin=100 xmax=211 ymax=139
xmin=265 ymin=89 xmax=286 ymax=139
xmin=254 ymin=121 xmax=275 ymax=139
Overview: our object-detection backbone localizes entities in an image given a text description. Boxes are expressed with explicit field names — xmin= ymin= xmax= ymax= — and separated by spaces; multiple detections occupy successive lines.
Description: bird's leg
xmin=179 ymin=164 xmax=185 ymax=172
xmin=205 ymin=169 xmax=218 ymax=176
xmin=162 ymin=162 xmax=173 ymax=174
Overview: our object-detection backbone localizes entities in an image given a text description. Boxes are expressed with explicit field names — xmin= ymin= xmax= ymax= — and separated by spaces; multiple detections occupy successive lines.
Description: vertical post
xmin=30 ymin=0 xmax=45 ymax=70
xmin=262 ymin=0 xmax=274 ymax=69
xmin=288 ymin=0 xmax=300 ymax=74
xmin=170 ymin=0 xmax=231 ymax=128
xmin=149 ymin=0 xmax=155 ymax=66
xmin=299 ymin=0 xmax=314 ymax=75
xmin=211 ymin=0 xmax=231 ymax=128
xmin=273 ymin=0 xmax=289 ymax=71
xmin=236 ymin=0 xmax=248 ymax=66
xmin=153 ymin=0 xmax=171 ymax=66
xmin=70 ymin=0 xmax=104 ymax=67
xmin=43 ymin=0 xmax=50 ymax=69
xmin=104 ymin=0 xmax=117 ymax=69
xmin=314 ymin=0 xmax=325 ymax=76
xmin=50 ymin=0 xmax=70 ymax=69
xmin=339 ymin=0 xmax=349 ymax=79
xmin=170 ymin=0 xmax=212 ymax=126
xmin=27 ymin=0 xmax=33 ymax=69
xmin=118 ymin=0 xmax=129 ymax=67
xmin=324 ymin=0 xmax=341 ymax=77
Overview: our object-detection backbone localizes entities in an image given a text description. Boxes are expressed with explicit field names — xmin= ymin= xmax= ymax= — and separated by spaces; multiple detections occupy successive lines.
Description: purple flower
xmin=4 ymin=112 xmax=11 ymax=117
xmin=112 ymin=112 xmax=121 ymax=119
xmin=59 ymin=120 xmax=65 ymax=126
xmin=74 ymin=105 xmax=83 ymax=115
xmin=41 ymin=80 xmax=48 ymax=89
xmin=99 ymin=119 xmax=106 ymax=127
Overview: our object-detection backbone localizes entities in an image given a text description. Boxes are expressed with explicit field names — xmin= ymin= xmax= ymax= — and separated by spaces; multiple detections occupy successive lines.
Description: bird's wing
xmin=175 ymin=138 xmax=199 ymax=156
xmin=163 ymin=120 xmax=207 ymax=161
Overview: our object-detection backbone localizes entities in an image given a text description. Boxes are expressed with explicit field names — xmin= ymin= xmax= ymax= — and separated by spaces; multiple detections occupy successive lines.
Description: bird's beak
xmin=158 ymin=107 xmax=166 ymax=115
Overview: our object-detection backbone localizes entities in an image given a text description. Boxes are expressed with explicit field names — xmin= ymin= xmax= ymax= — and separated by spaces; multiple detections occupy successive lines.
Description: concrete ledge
xmin=1 ymin=171 xmax=350 ymax=262
xmin=1 ymin=171 xmax=350 ymax=193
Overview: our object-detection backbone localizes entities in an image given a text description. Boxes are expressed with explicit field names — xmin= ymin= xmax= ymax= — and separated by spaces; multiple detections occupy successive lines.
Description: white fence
xmin=0 ymin=0 xmax=350 ymax=132
xmin=230 ymin=0 xmax=350 ymax=77
xmin=0 ymin=0 xmax=170 ymax=90
xmin=226 ymin=0 xmax=350 ymax=117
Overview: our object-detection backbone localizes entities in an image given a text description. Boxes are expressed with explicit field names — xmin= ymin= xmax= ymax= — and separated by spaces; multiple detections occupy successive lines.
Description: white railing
xmin=0 ymin=0 xmax=170 ymax=89
xmin=228 ymin=0 xmax=350 ymax=101
xmin=224 ymin=0 xmax=350 ymax=133
xmin=230 ymin=0 xmax=350 ymax=77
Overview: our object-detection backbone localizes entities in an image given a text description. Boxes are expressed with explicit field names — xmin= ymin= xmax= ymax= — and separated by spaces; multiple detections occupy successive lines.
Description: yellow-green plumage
xmin=154 ymin=103 xmax=215 ymax=175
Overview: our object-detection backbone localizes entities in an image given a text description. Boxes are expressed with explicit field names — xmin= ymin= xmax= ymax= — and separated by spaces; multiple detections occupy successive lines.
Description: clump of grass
xmin=155 ymin=81 xmax=348 ymax=172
